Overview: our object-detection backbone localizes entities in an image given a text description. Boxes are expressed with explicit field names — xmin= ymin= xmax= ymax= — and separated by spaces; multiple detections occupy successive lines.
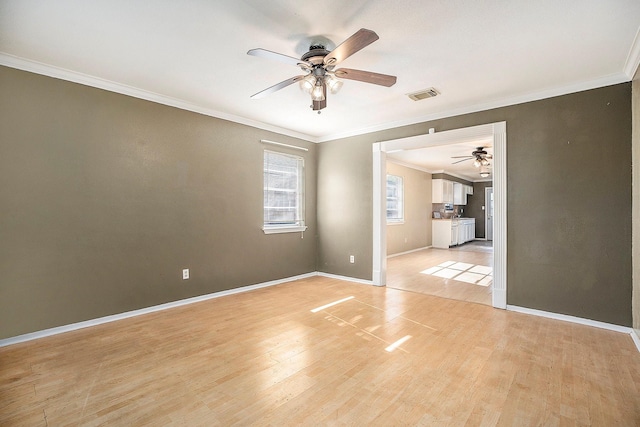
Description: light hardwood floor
xmin=387 ymin=243 xmax=493 ymax=306
xmin=2 ymin=276 xmax=639 ymax=426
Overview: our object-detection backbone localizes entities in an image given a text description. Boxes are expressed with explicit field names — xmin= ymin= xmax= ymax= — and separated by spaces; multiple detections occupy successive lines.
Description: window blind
xmin=264 ymin=150 xmax=304 ymax=227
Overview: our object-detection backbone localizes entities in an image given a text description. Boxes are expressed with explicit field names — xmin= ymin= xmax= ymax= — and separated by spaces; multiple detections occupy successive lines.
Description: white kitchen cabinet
xmin=457 ymin=218 xmax=475 ymax=245
xmin=453 ymin=182 xmax=465 ymax=205
xmin=465 ymin=185 xmax=473 ymax=196
xmin=432 ymin=219 xmax=454 ymax=248
xmin=451 ymin=221 xmax=459 ymax=246
xmin=434 ymin=218 xmax=475 ymax=248
xmin=432 ymin=179 xmax=454 ymax=204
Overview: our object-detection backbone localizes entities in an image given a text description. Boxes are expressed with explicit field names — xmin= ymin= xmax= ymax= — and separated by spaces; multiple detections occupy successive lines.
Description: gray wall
xmin=318 ymin=83 xmax=632 ymax=326
xmin=431 ymin=173 xmax=472 ymax=186
xmin=466 ymin=182 xmax=493 ymax=238
xmin=0 ymin=66 xmax=318 ymax=339
xmin=1 ymin=64 xmax=634 ymax=338
xmin=316 ymin=134 xmax=372 ymax=277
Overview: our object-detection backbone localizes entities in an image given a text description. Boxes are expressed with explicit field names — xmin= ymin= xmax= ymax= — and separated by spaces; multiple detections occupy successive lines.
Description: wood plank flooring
xmin=388 ymin=244 xmax=493 ymax=306
xmin=2 ymin=276 xmax=639 ymax=426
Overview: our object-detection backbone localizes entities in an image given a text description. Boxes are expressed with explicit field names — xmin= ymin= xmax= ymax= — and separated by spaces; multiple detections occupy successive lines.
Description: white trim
xmin=372 ymin=144 xmax=387 ymax=287
xmin=631 ymin=330 xmax=640 ymax=353
xmin=624 ymin=26 xmax=640 ymax=79
xmin=262 ymin=225 xmax=307 ymax=234
xmin=3 ymin=273 xmax=636 ymax=352
xmin=507 ymin=305 xmax=633 ymax=334
xmin=372 ymin=122 xmax=507 ymax=310
xmin=1 ymin=53 xmax=631 ymax=145
xmin=387 ymin=246 xmax=432 ymax=258
xmin=387 ymin=159 xmax=433 ymax=174
xmin=491 ymin=124 xmax=506 ymax=309
xmin=0 ymin=53 xmax=317 ymax=143
xmin=0 ymin=272 xmax=317 ymax=348
xmin=316 ymin=272 xmax=374 ymax=285
xmin=317 ymin=73 xmax=627 ymax=143
xmin=260 ymin=139 xmax=308 ymax=152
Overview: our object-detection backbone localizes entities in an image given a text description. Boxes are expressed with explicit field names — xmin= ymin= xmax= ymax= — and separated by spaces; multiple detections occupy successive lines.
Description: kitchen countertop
xmin=433 ymin=217 xmax=476 ymax=221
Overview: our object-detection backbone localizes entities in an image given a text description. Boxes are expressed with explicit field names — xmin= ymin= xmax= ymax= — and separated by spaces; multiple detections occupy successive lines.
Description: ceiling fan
xmin=247 ymin=28 xmax=397 ymax=112
xmin=451 ymin=147 xmax=493 ymax=167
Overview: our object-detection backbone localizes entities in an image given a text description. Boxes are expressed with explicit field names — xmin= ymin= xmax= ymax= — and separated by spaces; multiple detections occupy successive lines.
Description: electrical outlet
xmin=349 ymin=255 xmax=355 ymax=264
xmin=182 ymin=268 xmax=189 ymax=280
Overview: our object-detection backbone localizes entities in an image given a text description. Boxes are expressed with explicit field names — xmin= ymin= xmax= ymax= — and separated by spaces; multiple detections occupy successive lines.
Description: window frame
xmin=263 ymin=150 xmax=307 ymax=234
xmin=386 ymin=174 xmax=404 ymax=224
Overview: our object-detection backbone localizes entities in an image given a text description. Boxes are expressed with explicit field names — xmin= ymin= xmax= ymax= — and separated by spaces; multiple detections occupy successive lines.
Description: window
xmin=263 ymin=150 xmax=306 ymax=234
xmin=386 ymin=174 xmax=404 ymax=223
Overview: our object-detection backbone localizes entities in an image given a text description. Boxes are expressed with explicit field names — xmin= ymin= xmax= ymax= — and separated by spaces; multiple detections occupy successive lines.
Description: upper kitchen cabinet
xmin=432 ymin=179 xmax=453 ymax=204
xmin=453 ymin=182 xmax=465 ymax=205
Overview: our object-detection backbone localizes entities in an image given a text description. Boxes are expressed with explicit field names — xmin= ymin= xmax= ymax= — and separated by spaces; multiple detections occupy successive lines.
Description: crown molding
xmin=1 ymin=53 xmax=631 ymax=145
xmin=316 ymin=72 xmax=629 ymax=143
xmin=386 ymin=158 xmax=433 ymax=174
xmin=0 ymin=53 xmax=318 ymax=143
xmin=624 ymin=26 xmax=640 ymax=79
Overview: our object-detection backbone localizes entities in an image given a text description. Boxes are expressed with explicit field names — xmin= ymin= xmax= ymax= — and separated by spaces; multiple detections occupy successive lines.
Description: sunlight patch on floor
xmin=420 ymin=261 xmax=493 ymax=286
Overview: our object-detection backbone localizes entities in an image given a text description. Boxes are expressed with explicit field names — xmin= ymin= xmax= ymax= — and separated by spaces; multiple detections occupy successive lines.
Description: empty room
xmin=2 ymin=1 xmax=640 ymax=425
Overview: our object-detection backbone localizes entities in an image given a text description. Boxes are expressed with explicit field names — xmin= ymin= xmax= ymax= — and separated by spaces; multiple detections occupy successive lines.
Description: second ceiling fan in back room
xmin=452 ymin=147 xmax=493 ymax=178
xmin=451 ymin=147 xmax=493 ymax=167
xmin=247 ymin=28 xmax=397 ymax=112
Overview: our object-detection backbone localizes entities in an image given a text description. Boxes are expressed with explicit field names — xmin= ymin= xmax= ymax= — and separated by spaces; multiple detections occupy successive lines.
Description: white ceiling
xmin=388 ymin=139 xmax=494 ymax=182
xmin=1 ymin=0 xmax=639 ymax=144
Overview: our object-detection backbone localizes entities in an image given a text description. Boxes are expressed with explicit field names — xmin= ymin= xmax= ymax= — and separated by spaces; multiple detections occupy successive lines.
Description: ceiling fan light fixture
xmin=325 ymin=75 xmax=343 ymax=94
xmin=480 ymin=171 xmax=491 ymax=178
xmin=473 ymin=159 xmax=481 ymax=168
xmin=299 ymin=75 xmax=316 ymax=93
xmin=311 ymin=82 xmax=325 ymax=101
xmin=481 ymin=158 xmax=490 ymax=166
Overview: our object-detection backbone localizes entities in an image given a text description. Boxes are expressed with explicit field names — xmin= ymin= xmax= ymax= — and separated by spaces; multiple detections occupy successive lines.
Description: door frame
xmin=372 ymin=122 xmax=507 ymax=309
xmin=485 ymin=186 xmax=494 ymax=241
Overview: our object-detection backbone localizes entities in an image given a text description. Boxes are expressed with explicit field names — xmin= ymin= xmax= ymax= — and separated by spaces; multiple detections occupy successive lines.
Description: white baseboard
xmin=507 ymin=305 xmax=639 ymax=354
xmin=507 ymin=304 xmax=636 ymax=339
xmin=0 ymin=272 xmax=317 ymax=348
xmin=631 ymin=329 xmax=640 ymax=353
xmin=387 ymin=246 xmax=431 ymax=258
xmin=492 ymin=289 xmax=507 ymax=310
xmin=316 ymin=272 xmax=373 ymax=286
xmin=4 ymin=275 xmax=636 ymax=354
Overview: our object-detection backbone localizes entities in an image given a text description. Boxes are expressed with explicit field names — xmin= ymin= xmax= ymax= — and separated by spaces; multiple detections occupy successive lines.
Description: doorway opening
xmin=372 ymin=122 xmax=507 ymax=309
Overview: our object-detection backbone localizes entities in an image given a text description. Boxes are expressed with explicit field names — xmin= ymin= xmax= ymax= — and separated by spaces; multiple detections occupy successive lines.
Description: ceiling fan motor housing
xmin=301 ymin=45 xmax=330 ymax=65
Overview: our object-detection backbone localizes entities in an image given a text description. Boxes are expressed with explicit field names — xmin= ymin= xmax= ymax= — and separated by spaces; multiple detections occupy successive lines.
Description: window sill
xmin=263 ymin=225 xmax=308 ymax=235
xmin=387 ymin=221 xmax=405 ymax=226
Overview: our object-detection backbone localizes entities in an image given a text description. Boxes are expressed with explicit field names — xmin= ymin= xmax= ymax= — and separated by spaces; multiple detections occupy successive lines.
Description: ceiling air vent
xmin=407 ymin=87 xmax=439 ymax=101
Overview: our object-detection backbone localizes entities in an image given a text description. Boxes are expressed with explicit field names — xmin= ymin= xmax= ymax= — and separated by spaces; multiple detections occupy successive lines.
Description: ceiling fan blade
xmin=250 ymin=76 xmax=305 ymax=99
xmin=452 ymin=158 xmax=473 ymax=165
xmin=333 ymin=68 xmax=397 ymax=87
xmin=324 ymin=28 xmax=379 ymax=67
xmin=451 ymin=155 xmax=474 ymax=159
xmin=247 ymin=48 xmax=310 ymax=67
